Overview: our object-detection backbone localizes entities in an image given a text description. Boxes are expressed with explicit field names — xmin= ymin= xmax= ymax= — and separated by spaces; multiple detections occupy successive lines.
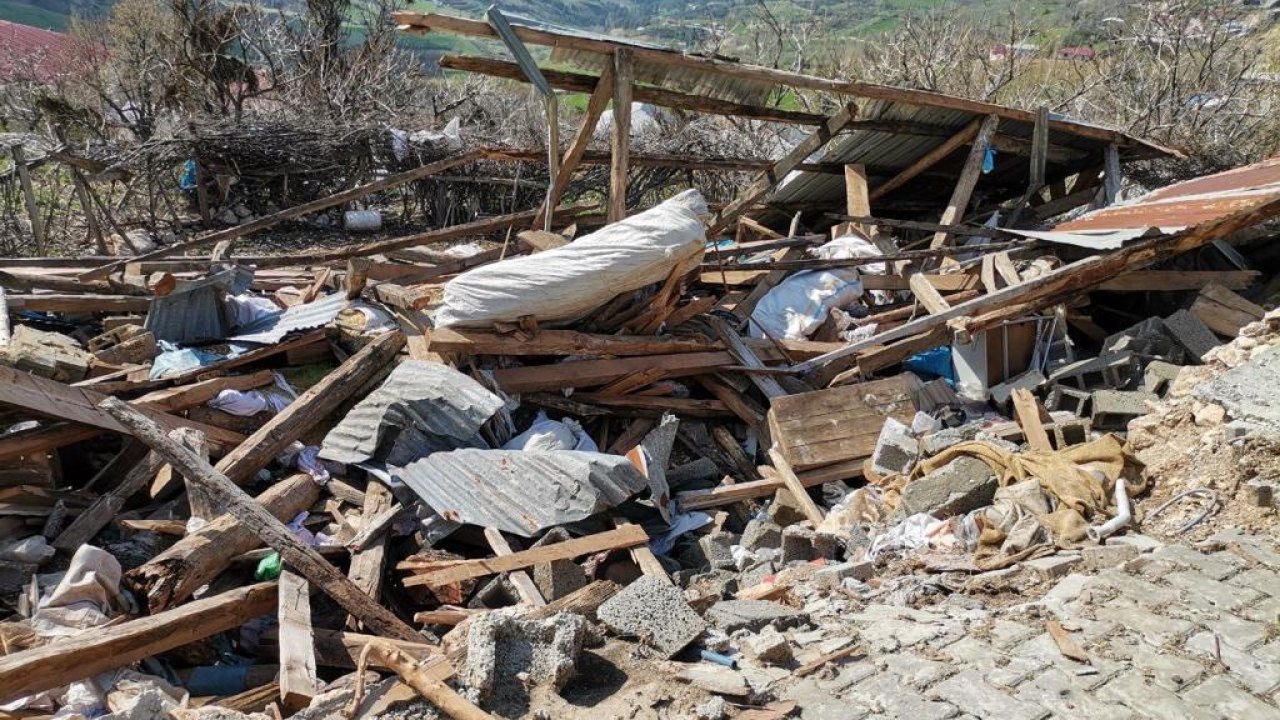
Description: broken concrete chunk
xmin=989 ymin=369 xmax=1046 ymax=406
xmin=898 ymin=456 xmax=997 ymax=518
xmin=780 ymin=525 xmax=815 ymax=564
xmin=597 ymin=575 xmax=706 ymax=657
xmin=1164 ymin=309 xmax=1221 ymax=361
xmin=921 ymin=424 xmax=983 ymax=456
xmin=741 ymin=519 xmax=783 ymax=551
xmin=1143 ymin=360 xmax=1183 ymax=396
xmin=3 ymin=325 xmax=90 ymax=383
xmin=1195 ymin=346 xmax=1280 ymax=435
xmin=465 ymin=611 xmax=587 ymax=702
xmin=743 ymin=628 xmax=794 ymax=666
xmin=704 ymin=599 xmax=807 ymax=634
xmin=1090 ymin=390 xmax=1158 ymax=430
xmin=870 ymin=417 xmax=918 ymax=477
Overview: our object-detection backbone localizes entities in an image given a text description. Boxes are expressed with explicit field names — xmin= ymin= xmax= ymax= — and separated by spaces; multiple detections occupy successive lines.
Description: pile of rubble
xmin=3 ymin=12 xmax=1280 ymax=720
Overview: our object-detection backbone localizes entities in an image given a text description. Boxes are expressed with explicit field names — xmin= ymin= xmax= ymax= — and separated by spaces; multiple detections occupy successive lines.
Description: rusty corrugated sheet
xmin=320 ymin=359 xmax=503 ymax=467
xmin=395 ymin=448 xmax=648 ymax=537
xmin=1056 ymin=155 xmax=1280 ymax=233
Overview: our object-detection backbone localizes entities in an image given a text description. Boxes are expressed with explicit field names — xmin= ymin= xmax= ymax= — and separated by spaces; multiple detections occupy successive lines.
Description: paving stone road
xmin=779 ymin=528 xmax=1280 ymax=719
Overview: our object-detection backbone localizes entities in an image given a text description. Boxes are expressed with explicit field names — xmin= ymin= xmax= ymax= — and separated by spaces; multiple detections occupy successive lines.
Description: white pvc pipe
xmin=1087 ymin=478 xmax=1132 ymax=542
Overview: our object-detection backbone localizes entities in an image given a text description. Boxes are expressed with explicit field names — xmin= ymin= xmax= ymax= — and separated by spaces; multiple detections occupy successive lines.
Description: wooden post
xmin=1102 ymin=143 xmax=1122 ymax=206
xmin=708 ymin=103 xmax=859 ymax=236
xmin=930 ymin=115 xmax=1000 ymax=250
xmin=841 ymin=164 xmax=873 ymax=237
xmin=1029 ymin=106 xmax=1049 ymax=191
xmin=608 ymin=48 xmax=634 ymax=223
xmin=543 ymin=93 xmax=560 ymax=231
xmin=99 ymin=398 xmax=420 ymax=642
xmin=535 ymin=63 xmax=615 ymax=229
xmin=278 ymin=569 xmax=319 ymax=711
xmin=11 ymin=146 xmax=45 ymax=253
xmin=71 ymin=170 xmax=107 ymax=255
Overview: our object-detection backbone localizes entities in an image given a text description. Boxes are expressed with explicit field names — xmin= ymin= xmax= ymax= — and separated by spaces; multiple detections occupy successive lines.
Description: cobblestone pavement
xmin=779 ymin=529 xmax=1280 ymax=719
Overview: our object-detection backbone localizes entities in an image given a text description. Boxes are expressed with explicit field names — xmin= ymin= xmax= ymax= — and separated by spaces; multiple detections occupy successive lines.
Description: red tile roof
xmin=0 ymin=20 xmax=77 ymax=82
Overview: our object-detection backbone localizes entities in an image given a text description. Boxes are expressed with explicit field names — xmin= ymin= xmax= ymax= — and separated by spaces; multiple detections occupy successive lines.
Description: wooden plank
xmin=1191 ymin=282 xmax=1265 ymax=336
xmin=1011 ymin=388 xmax=1052 ymax=452
xmin=536 ymin=62 xmax=614 ymax=227
xmin=0 ymin=364 xmax=242 ymax=450
xmin=278 ymin=570 xmax=319 ymax=711
xmin=609 ymin=48 xmax=634 ymax=223
xmin=346 ymin=480 xmax=395 ymax=630
xmin=869 ymin=118 xmax=983 ymax=202
xmin=708 ymin=103 xmax=858 ymax=236
xmin=483 ymin=527 xmax=547 ymax=607
xmin=82 ymin=151 xmax=483 ymax=280
xmin=908 ymin=273 xmax=953 ymax=314
xmin=613 ymin=517 xmax=671 ymax=584
xmin=101 ymin=399 xmax=420 ymax=641
xmin=767 ymin=448 xmax=825 ymax=526
xmin=1097 ymin=270 xmax=1258 ymax=292
xmin=768 ymin=375 xmax=919 ymax=470
xmin=1102 ymin=143 xmax=1122 ymax=206
xmin=709 ymin=316 xmax=786 ymax=399
xmin=930 ymin=115 xmax=1000 ymax=249
xmin=429 ymin=326 xmax=718 ymax=357
xmin=132 ymin=371 xmax=275 ymax=412
xmin=491 ymin=351 xmax=738 ymax=394
xmin=400 ymin=524 xmax=648 ymax=588
xmin=1029 ymin=105 xmax=1050 ymax=191
xmin=5 ymin=294 xmax=152 ymax=312
xmin=359 ymin=642 xmax=493 ymax=720
xmin=0 ymin=583 xmax=279 ymax=703
xmin=213 ymin=330 xmax=404 ymax=484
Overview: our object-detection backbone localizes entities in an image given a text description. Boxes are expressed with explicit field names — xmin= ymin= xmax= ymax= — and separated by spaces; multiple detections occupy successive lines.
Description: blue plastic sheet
xmin=903 ymin=345 xmax=955 ymax=386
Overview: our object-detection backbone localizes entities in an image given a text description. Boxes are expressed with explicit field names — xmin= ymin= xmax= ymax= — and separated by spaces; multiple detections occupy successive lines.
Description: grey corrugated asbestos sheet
xmin=230 ymin=292 xmax=349 ymax=345
xmin=320 ymin=360 xmax=503 ymax=467
xmin=395 ymin=448 xmax=649 ymax=537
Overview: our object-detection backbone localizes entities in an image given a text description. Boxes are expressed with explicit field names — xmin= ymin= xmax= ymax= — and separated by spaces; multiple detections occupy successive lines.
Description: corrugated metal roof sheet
xmin=320 ymin=359 xmax=503 ymax=466
xmin=144 ymin=267 xmax=250 ymax=344
xmin=230 ymin=292 xmax=349 ymax=345
xmin=395 ymin=448 xmax=648 ymax=537
xmin=1055 ymin=155 xmax=1280 ymax=234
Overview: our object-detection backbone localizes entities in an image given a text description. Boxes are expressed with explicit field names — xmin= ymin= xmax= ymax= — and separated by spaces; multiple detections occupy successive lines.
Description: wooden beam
xmin=398 ymin=11 xmax=1175 ymax=154
xmin=400 ymin=524 xmax=648 ymax=588
xmin=1102 ymin=143 xmax=1122 ymax=206
xmin=129 ymin=473 xmax=320 ymax=612
xmin=536 ymin=62 xmax=614 ymax=227
xmin=930 ymin=115 xmax=1000 ymax=249
xmin=708 ymin=103 xmax=858 ymax=236
xmin=82 ymin=151 xmax=484 ymax=280
xmin=709 ymin=316 xmax=786 ymax=399
xmin=429 ymin=326 xmax=719 ymax=357
xmin=869 ymin=118 xmax=984 ymax=202
xmin=483 ymin=527 xmax=547 ymax=607
xmin=767 ymin=448 xmax=825 ymax=525
xmin=908 ymin=273 xmax=953 ymax=314
xmin=609 ymin=48 xmax=634 ymax=223
xmin=278 ymin=570 xmax=319 ymax=711
xmin=213 ymin=330 xmax=404 ymax=484
xmin=441 ymin=54 xmax=825 ymax=126
xmin=613 ymin=517 xmax=670 ymax=584
xmin=100 ymin=399 xmax=420 ymax=641
xmin=1096 ymin=270 xmax=1257 ymax=292
xmin=0 ymin=583 xmax=279 ymax=703
xmin=346 ymin=480 xmax=395 ymax=630
xmin=360 ymin=642 xmax=493 ymax=720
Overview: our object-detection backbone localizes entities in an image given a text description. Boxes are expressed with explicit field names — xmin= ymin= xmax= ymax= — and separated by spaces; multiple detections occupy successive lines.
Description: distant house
xmin=989 ymin=43 xmax=1039 ymax=61
xmin=1059 ymin=46 xmax=1097 ymax=61
xmin=0 ymin=20 xmax=76 ymax=83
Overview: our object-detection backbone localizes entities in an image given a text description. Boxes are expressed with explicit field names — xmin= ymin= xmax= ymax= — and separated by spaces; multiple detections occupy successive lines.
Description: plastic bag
xmin=501 ymin=411 xmax=598 ymax=453
xmin=749 ymin=268 xmax=863 ymax=340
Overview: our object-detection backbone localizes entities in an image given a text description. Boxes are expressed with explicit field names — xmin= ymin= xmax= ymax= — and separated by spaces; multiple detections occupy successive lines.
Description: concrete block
xmin=701 ymin=531 xmax=739 ymax=570
xmin=1105 ymin=533 xmax=1164 ymax=553
xmin=921 ymin=423 xmax=983 ymax=456
xmin=1090 ymin=389 xmax=1158 ymax=430
xmin=780 ymin=525 xmax=815 ymax=564
xmin=768 ymin=488 xmax=811 ymax=526
xmin=743 ymin=628 xmax=793 ymax=666
xmin=814 ymin=561 xmax=873 ymax=589
xmin=738 ymin=559 xmax=777 ymax=588
xmin=898 ymin=456 xmax=997 ymax=518
xmin=1023 ymin=553 xmax=1083 ymax=579
xmin=705 ymin=599 xmax=807 ymax=633
xmin=1164 ymin=309 xmax=1221 ymax=361
xmin=1243 ymin=478 xmax=1275 ymax=508
xmin=1143 ymin=360 xmax=1183 ymax=396
xmin=1049 ymin=352 xmax=1138 ymax=390
xmin=741 ymin=519 xmax=783 ymax=551
xmin=1045 ymin=384 xmax=1091 ymax=416
xmin=597 ymin=575 xmax=706 ymax=657
xmin=870 ymin=417 xmax=918 ymax=477
xmin=465 ymin=611 xmax=587 ymax=702
xmin=533 ymin=559 xmax=587 ymax=601
xmin=1082 ymin=544 xmax=1139 ymax=571
xmin=989 ymin=369 xmax=1046 ymax=406
xmin=1104 ymin=317 xmax=1187 ymax=364
xmin=811 ymin=531 xmax=840 ymax=560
